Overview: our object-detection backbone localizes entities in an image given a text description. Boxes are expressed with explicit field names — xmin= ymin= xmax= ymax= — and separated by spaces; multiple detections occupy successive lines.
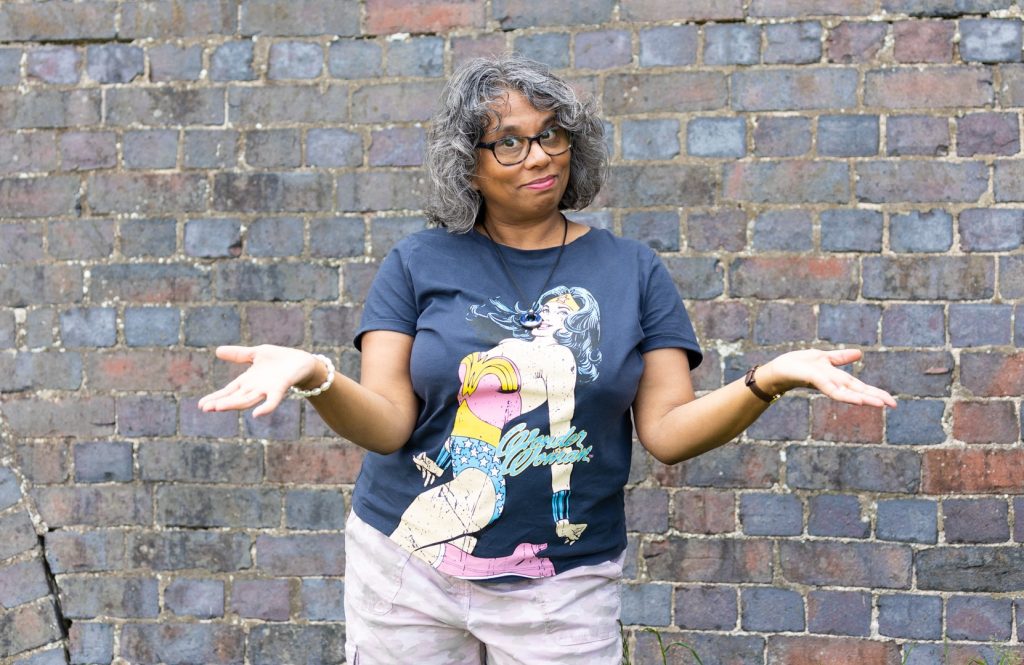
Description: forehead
xmin=483 ymin=90 xmax=554 ymax=134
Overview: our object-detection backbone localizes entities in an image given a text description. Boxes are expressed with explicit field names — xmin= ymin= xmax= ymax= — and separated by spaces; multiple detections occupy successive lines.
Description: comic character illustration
xmin=388 ymin=285 xmax=602 ymax=579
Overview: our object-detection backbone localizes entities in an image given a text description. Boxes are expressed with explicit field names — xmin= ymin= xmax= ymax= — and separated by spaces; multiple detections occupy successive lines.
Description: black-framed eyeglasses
xmin=476 ymin=127 xmax=572 ymax=166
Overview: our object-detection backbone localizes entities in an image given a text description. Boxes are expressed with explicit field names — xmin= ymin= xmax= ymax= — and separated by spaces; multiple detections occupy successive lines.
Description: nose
xmin=523 ymin=137 xmax=552 ymax=168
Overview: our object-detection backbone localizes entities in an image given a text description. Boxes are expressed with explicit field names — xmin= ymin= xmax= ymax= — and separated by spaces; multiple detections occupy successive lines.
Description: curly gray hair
xmin=425 ymin=54 xmax=607 ymax=234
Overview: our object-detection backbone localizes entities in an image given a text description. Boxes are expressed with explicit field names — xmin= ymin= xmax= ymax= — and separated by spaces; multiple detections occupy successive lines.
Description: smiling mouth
xmin=523 ymin=175 xmax=557 ymax=189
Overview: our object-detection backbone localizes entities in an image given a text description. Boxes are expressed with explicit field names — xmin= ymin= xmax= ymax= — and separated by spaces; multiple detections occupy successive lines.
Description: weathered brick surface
xmin=0 ymin=3 xmax=1020 ymax=658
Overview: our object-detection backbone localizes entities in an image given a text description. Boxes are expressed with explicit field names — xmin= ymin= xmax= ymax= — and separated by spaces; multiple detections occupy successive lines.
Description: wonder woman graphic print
xmin=352 ymin=228 xmax=701 ymax=579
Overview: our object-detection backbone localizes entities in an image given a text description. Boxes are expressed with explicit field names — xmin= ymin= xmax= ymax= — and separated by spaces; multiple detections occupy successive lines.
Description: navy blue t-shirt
xmin=352 ymin=226 xmax=701 ymax=580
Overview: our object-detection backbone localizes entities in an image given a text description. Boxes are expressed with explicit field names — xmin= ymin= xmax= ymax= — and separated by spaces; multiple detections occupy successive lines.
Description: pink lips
xmin=523 ymin=175 xmax=557 ymax=190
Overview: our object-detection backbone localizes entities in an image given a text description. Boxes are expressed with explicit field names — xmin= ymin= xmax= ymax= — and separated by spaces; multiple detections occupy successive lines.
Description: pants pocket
xmin=536 ymin=559 xmax=622 ymax=645
xmin=345 ymin=513 xmax=413 ymax=616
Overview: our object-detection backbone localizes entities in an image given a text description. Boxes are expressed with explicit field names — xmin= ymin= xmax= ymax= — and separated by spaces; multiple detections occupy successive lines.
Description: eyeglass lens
xmin=493 ymin=128 xmax=570 ymax=165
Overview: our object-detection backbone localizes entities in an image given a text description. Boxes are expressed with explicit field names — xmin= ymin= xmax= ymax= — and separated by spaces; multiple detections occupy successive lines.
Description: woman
xmin=199 ymin=54 xmax=895 ymax=664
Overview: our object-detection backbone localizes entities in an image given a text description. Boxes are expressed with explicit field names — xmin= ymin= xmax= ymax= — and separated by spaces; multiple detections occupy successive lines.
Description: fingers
xmin=251 ymin=390 xmax=286 ymax=418
xmin=825 ymin=348 xmax=863 ymax=366
xmin=197 ymin=377 xmax=244 ymax=410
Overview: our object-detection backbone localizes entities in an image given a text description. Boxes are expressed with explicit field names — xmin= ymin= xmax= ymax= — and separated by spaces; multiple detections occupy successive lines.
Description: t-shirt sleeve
xmin=639 ymin=253 xmax=703 ymax=368
xmin=353 ymin=246 xmax=418 ymax=350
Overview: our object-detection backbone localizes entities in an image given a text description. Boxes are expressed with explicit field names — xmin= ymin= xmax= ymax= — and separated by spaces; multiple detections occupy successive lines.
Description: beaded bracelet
xmin=289 ymin=354 xmax=335 ymax=398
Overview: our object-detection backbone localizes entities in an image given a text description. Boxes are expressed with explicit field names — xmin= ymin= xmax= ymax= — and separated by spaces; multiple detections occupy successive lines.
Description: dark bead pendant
xmin=518 ymin=310 xmax=542 ymax=329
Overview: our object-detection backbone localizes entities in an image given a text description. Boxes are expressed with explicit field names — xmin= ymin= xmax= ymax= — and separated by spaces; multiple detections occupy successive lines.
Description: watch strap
xmin=744 ymin=365 xmax=780 ymax=404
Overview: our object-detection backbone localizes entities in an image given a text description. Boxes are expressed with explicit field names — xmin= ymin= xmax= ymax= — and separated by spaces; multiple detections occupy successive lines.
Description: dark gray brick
xmin=300 ymin=579 xmax=345 ymax=621
xmin=184 ymin=218 xmax=242 ymax=258
xmin=166 ymin=579 xmax=224 ymax=619
xmin=184 ymin=129 xmax=238 ymax=169
xmin=120 ymin=0 xmax=237 ymax=38
xmin=786 ymin=445 xmax=920 ymax=493
xmin=120 ymin=218 xmax=176 ymax=258
xmin=808 ymin=494 xmax=869 ymax=538
xmin=352 ymin=81 xmax=442 ymax=123
xmin=675 ymin=586 xmax=736 ymax=631
xmin=184 ymin=306 xmax=241 ymax=346
xmin=116 ymin=394 xmax=177 ymax=437
xmin=124 ymin=307 xmax=179 ymax=346
xmin=742 ymin=588 xmax=804 ymax=632
xmin=139 ymin=440 xmax=261 ymax=483
xmin=149 ymin=44 xmax=203 ymax=82
xmin=917 ymin=546 xmax=1024 ymax=591
xmin=338 ymin=171 xmax=428 ymax=212
xmin=308 ymin=128 xmax=363 ymax=167
xmin=231 ymin=578 xmax=290 ymax=620
xmin=60 ymin=131 xmax=116 ymax=170
xmin=856 ymin=161 xmax=987 ymax=203
xmin=600 ymin=164 xmax=715 ymax=207
xmin=27 ymin=46 xmax=81 ymax=84
xmin=877 ymin=498 xmax=937 ymax=544
xmin=0 ymin=601 xmax=61 ymax=660
xmin=622 ymin=119 xmax=679 ymax=160
xmin=621 ymin=584 xmax=670 ymax=626
xmin=387 ymin=36 xmax=444 ymax=76
xmin=947 ymin=596 xmax=1012 ymax=641
xmin=248 ymin=217 xmax=304 ymax=257
xmin=960 ymin=208 xmax=1023 ymax=251
xmin=622 ymin=211 xmax=680 ymax=252
xmin=310 ymin=217 xmax=365 ymax=258
xmin=732 ymin=68 xmax=858 ymax=111
xmin=368 ymin=127 xmax=424 ymax=167
xmin=753 ymin=210 xmax=812 ymax=251
xmin=780 ymin=540 xmax=912 ymax=589
xmin=493 ymin=0 xmax=613 ymax=29
xmin=327 ymin=39 xmax=382 ymax=78
xmin=88 ymin=173 xmax=209 ymax=214
xmin=60 ymin=307 xmax=115 ymax=348
xmin=74 ymin=441 xmax=132 ymax=483
xmin=2 ymin=90 xmax=101 ymax=129
xmin=1 ymin=175 xmax=80 ymax=217
xmin=215 ymin=262 xmax=338 ymax=301
xmin=0 ymin=223 xmax=43 ymax=265
xmin=820 ymin=209 xmax=883 ymax=252
xmin=878 ymin=594 xmax=942 ymax=639
xmin=61 ymin=576 xmax=159 ymax=619
xmin=950 ymin=303 xmax=1012 ymax=347
xmin=179 ymin=396 xmax=237 ymax=438
xmin=887 ymin=114 xmax=949 ymax=156
xmin=575 ymin=29 xmax=631 ymax=69
xmin=268 ymin=41 xmax=324 ymax=80
xmin=69 ymin=622 xmax=113 ymax=664
xmin=121 ymin=623 xmax=245 ymax=665
xmin=818 ymin=115 xmax=879 ymax=156
xmin=255 ymin=533 xmax=345 ymax=576
xmin=705 ymin=24 xmax=760 ymax=65
xmin=157 ymin=485 xmax=279 ymax=528
xmin=944 ymin=498 xmax=1010 ymax=544
xmin=0 ymin=350 xmax=83 ymax=392
xmin=86 ymin=44 xmax=143 ymax=83
xmin=687 ymin=117 xmax=745 ymax=157
xmin=210 ymin=41 xmax=255 ymax=81
xmin=107 ymin=88 xmax=224 ymax=127
xmin=286 ymin=489 xmax=346 ymax=530
xmin=0 ymin=558 xmax=50 ymax=609
xmin=881 ymin=304 xmax=944 ymax=346
xmin=0 ymin=49 xmax=21 ymax=86
xmin=127 ymin=531 xmax=251 ymax=572
xmin=247 ymin=625 xmax=345 ymax=665
xmin=0 ymin=466 xmax=20 ymax=511
xmin=246 ymin=129 xmax=301 ymax=168
xmin=862 ymin=256 xmax=993 ymax=300
xmin=243 ymin=399 xmax=301 ymax=440
xmin=958 ymin=111 xmax=1020 ymax=156
xmin=241 ymin=0 xmax=358 ymax=36
xmin=765 ymin=22 xmax=822 ymax=64
xmin=124 ymin=129 xmax=178 ymax=169
xmin=890 ymin=209 xmax=953 ymax=253
xmin=886 ymin=399 xmax=946 ymax=445
xmin=960 ymin=19 xmax=1022 ymax=63
xmin=214 ymin=172 xmax=333 ymax=213
xmin=740 ymin=493 xmax=802 ymax=536
xmin=604 ymin=72 xmax=727 ymax=114
xmin=723 ymin=161 xmax=848 ymax=203
xmin=48 ymin=219 xmax=113 ymax=260
xmin=808 ymin=590 xmax=871 ymax=636
xmin=753 ymin=115 xmax=812 ymax=157
xmin=882 ymin=0 xmax=1012 ymax=15
xmin=514 ymin=33 xmax=570 ymax=69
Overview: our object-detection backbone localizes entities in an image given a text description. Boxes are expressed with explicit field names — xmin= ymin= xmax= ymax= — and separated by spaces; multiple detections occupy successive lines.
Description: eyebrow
xmin=487 ymin=115 xmax=558 ymax=137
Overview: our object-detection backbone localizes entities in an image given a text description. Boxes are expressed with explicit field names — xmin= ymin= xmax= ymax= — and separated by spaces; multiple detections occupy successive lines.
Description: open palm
xmin=197 ymin=345 xmax=319 ymax=417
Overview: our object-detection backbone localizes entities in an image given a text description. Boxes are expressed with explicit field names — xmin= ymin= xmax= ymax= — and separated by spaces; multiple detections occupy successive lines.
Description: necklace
xmin=479 ymin=216 xmax=569 ymax=329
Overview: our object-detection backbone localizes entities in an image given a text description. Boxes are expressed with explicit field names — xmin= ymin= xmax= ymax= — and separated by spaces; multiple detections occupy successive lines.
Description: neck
xmin=478 ymin=211 xmax=566 ymax=250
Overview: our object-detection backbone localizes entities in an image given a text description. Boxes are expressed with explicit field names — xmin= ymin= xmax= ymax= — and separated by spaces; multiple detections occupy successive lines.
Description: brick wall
xmin=0 ymin=1 xmax=1022 ymax=663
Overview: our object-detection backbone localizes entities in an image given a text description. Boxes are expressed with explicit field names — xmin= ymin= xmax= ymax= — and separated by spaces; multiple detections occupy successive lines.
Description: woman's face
xmin=532 ymin=300 xmax=573 ymax=338
xmin=472 ymin=90 xmax=571 ymax=225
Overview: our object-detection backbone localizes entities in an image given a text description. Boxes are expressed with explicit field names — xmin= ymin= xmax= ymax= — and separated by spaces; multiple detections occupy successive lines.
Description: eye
xmin=497 ymin=136 xmax=523 ymax=149
xmin=539 ymin=128 xmax=557 ymax=139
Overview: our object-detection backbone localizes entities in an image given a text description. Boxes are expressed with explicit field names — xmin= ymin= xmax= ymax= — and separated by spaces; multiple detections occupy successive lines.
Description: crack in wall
xmin=37 ymin=533 xmax=72 ymax=665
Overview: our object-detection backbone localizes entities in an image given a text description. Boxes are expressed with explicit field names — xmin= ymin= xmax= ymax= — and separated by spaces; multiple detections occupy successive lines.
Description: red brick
xmin=893 ymin=20 xmax=955 ymax=63
xmin=15 ymin=442 xmax=68 ymax=484
xmin=723 ymin=161 xmax=849 ymax=203
xmin=0 ymin=600 xmax=63 ymax=659
xmin=451 ymin=34 xmax=508 ymax=69
xmin=961 ymin=351 xmax=1024 ymax=397
xmin=953 ymin=401 xmax=1019 ymax=444
xmin=366 ymin=0 xmax=484 ymax=34
xmin=923 ymin=449 xmax=1024 ymax=493
xmin=673 ymin=489 xmax=736 ymax=534
xmin=604 ymin=72 xmax=727 ymax=114
xmin=811 ymin=400 xmax=884 ymax=443
xmin=827 ymin=21 xmax=888 ymax=63
xmin=86 ymin=350 xmax=210 ymax=392
xmin=730 ymin=257 xmax=857 ymax=299
xmin=265 ymin=441 xmax=365 ymax=484
xmin=865 ymin=66 xmax=993 ymax=109
xmin=768 ymin=636 xmax=901 ymax=665
xmin=0 ymin=176 xmax=79 ymax=218
xmin=780 ymin=541 xmax=912 ymax=588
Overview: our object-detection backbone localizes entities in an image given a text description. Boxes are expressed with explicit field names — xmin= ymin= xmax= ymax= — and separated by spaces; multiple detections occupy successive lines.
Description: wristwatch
xmin=744 ymin=365 xmax=780 ymax=404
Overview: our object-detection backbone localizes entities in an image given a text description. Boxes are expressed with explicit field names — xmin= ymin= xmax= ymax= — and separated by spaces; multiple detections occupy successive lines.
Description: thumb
xmin=826 ymin=348 xmax=862 ymax=366
xmin=215 ymin=345 xmax=257 ymax=364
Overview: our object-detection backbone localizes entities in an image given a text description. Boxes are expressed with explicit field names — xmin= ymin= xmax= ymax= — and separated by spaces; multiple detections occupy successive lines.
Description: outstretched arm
xmin=197 ymin=330 xmax=418 ymax=455
xmin=633 ymin=347 xmax=896 ymax=465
